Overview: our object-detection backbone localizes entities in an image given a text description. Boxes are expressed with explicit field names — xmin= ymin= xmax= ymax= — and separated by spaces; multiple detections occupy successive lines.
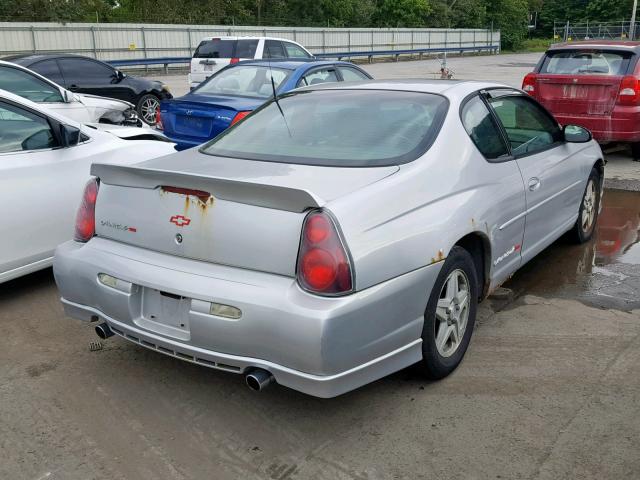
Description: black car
xmin=3 ymin=54 xmax=172 ymax=125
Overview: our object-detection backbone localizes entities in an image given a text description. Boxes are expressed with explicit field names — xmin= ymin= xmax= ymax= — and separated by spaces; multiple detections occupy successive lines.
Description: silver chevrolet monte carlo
xmin=54 ymin=80 xmax=604 ymax=397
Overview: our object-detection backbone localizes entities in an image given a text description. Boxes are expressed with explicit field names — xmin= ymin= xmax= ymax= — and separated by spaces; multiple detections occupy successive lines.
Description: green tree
xmin=485 ymin=0 xmax=528 ymax=50
xmin=373 ymin=0 xmax=432 ymax=27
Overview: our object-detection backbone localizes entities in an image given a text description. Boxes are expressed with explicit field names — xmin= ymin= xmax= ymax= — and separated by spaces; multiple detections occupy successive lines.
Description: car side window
xmin=58 ymin=58 xmax=115 ymax=85
xmin=0 ymin=101 xmax=58 ymax=153
xmin=0 ymin=65 xmax=64 ymax=103
xmin=263 ymin=40 xmax=286 ymax=59
xmin=236 ymin=39 xmax=259 ymax=58
xmin=461 ymin=95 xmax=509 ymax=160
xmin=488 ymin=94 xmax=562 ymax=157
xmin=338 ymin=66 xmax=370 ymax=81
xmin=297 ymin=68 xmax=339 ymax=87
xmin=283 ymin=42 xmax=311 ymax=58
xmin=32 ymin=60 xmax=65 ymax=85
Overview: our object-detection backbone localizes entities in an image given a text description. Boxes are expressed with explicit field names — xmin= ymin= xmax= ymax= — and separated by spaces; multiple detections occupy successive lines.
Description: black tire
xmin=419 ymin=246 xmax=478 ymax=380
xmin=571 ymin=167 xmax=601 ymax=244
xmin=631 ymin=142 xmax=640 ymax=161
xmin=136 ymin=93 xmax=160 ymax=125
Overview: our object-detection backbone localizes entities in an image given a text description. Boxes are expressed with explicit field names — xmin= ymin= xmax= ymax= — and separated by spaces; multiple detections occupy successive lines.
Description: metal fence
xmin=553 ymin=21 xmax=640 ymax=42
xmin=0 ymin=22 xmax=500 ymax=63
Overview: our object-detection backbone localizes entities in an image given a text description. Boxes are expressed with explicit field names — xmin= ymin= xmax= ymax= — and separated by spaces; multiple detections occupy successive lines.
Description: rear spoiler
xmin=91 ymin=163 xmax=322 ymax=213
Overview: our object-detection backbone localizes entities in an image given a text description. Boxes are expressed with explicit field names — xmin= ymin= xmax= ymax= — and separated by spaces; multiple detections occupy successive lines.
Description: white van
xmin=188 ymin=36 xmax=314 ymax=89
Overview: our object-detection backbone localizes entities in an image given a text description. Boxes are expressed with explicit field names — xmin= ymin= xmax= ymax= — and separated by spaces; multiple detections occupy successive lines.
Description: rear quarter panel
xmin=327 ymin=108 xmax=527 ymax=293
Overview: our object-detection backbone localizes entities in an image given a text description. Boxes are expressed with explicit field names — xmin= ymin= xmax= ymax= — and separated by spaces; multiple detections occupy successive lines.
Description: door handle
xmin=528 ymin=178 xmax=541 ymax=191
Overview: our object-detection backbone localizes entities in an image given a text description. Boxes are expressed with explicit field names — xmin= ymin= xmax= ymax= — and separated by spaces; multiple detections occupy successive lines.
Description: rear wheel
xmin=136 ymin=94 xmax=160 ymax=125
xmin=419 ymin=246 xmax=478 ymax=380
xmin=571 ymin=167 xmax=601 ymax=244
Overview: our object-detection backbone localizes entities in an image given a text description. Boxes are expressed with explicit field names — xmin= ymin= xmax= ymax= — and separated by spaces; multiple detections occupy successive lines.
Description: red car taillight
xmin=74 ymin=178 xmax=99 ymax=242
xmin=522 ymin=73 xmax=537 ymax=95
xmin=230 ymin=110 xmax=251 ymax=126
xmin=155 ymin=108 xmax=163 ymax=130
xmin=297 ymin=210 xmax=353 ymax=295
xmin=230 ymin=57 xmax=240 ymax=64
xmin=617 ymin=75 xmax=640 ymax=105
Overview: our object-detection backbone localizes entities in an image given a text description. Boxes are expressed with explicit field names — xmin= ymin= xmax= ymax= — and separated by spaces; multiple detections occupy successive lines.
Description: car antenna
xmin=268 ymin=56 xmax=291 ymax=137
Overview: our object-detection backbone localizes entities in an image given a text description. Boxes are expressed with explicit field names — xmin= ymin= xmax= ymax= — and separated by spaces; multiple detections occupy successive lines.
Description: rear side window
xmin=236 ymin=40 xmax=259 ymax=58
xmin=540 ymin=50 xmax=631 ymax=76
xmin=32 ymin=60 xmax=65 ymax=85
xmin=202 ymin=89 xmax=449 ymax=167
xmin=461 ymin=96 xmax=509 ymax=160
xmin=263 ymin=40 xmax=286 ymax=59
xmin=194 ymin=39 xmax=236 ymax=59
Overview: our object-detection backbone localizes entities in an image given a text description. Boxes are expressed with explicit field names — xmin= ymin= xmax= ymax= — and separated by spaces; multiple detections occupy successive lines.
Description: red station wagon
xmin=523 ymin=41 xmax=640 ymax=157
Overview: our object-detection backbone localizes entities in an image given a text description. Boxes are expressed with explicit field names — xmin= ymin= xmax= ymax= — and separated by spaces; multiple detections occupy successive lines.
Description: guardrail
xmin=315 ymin=44 xmax=499 ymax=62
xmin=107 ymin=45 xmax=500 ymax=72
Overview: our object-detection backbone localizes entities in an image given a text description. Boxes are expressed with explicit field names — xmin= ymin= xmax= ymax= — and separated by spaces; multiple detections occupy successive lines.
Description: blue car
xmin=159 ymin=59 xmax=372 ymax=150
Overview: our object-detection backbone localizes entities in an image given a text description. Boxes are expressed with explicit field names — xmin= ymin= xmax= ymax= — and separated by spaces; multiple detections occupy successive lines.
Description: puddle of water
xmin=503 ymin=189 xmax=640 ymax=311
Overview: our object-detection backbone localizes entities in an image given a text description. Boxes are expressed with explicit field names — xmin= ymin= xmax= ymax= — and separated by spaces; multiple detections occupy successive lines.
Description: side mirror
xmin=60 ymin=124 xmax=81 ymax=147
xmin=116 ymin=70 xmax=126 ymax=80
xmin=563 ymin=124 xmax=592 ymax=143
xmin=62 ymin=89 xmax=73 ymax=103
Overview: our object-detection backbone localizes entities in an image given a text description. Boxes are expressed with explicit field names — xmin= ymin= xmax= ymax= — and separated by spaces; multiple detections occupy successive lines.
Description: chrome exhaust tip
xmin=95 ymin=322 xmax=114 ymax=340
xmin=245 ymin=368 xmax=274 ymax=392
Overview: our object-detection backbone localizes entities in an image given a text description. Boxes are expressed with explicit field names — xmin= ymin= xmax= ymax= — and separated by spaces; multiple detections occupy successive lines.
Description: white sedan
xmin=0 ymin=89 xmax=176 ymax=283
xmin=0 ymin=59 xmax=143 ymax=127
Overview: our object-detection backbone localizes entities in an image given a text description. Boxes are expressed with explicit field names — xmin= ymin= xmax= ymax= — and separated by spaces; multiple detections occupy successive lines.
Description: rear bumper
xmin=53 ymin=238 xmax=439 ymax=397
xmin=554 ymin=106 xmax=640 ymax=143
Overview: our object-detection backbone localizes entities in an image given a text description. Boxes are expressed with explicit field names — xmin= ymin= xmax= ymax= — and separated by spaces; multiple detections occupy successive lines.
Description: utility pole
xmin=631 ymin=0 xmax=638 ymax=40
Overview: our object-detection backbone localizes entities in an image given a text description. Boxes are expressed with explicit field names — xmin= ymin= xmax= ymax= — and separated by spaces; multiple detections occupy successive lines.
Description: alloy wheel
xmin=140 ymin=96 xmax=160 ymax=124
xmin=434 ymin=269 xmax=470 ymax=358
xmin=581 ymin=179 xmax=597 ymax=234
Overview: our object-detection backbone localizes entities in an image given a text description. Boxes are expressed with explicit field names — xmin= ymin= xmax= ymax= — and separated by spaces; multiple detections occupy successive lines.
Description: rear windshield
xmin=201 ymin=89 xmax=449 ymax=167
xmin=193 ymin=39 xmax=259 ymax=59
xmin=540 ymin=50 xmax=632 ymax=75
xmin=195 ymin=65 xmax=290 ymax=98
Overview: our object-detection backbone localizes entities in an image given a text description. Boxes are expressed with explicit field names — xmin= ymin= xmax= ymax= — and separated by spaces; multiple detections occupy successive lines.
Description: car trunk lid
xmin=161 ymin=96 xmax=251 ymax=142
xmin=91 ymin=152 xmax=398 ymax=276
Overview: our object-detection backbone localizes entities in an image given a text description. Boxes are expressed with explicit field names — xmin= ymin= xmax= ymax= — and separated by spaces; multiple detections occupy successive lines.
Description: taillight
xmin=74 ymin=178 xmax=99 ymax=242
xmin=230 ymin=57 xmax=240 ymax=64
xmin=522 ymin=73 xmax=537 ymax=95
xmin=230 ymin=110 xmax=251 ymax=126
xmin=155 ymin=108 xmax=163 ymax=130
xmin=297 ymin=210 xmax=353 ymax=295
xmin=618 ymin=75 xmax=640 ymax=105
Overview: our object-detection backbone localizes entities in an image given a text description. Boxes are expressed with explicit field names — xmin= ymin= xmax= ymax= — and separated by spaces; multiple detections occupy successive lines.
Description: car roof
xmin=295 ymin=79 xmax=513 ymax=98
xmin=198 ymin=36 xmax=304 ymax=43
xmin=234 ymin=59 xmax=358 ymax=70
xmin=548 ymin=40 xmax=640 ymax=52
xmin=2 ymin=53 xmax=102 ymax=65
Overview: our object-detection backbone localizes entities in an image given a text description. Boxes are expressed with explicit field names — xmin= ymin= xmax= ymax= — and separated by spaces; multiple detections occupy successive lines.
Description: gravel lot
xmin=2 ymin=52 xmax=640 ymax=480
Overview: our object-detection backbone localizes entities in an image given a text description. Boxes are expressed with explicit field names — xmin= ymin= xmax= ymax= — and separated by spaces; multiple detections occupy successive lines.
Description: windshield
xmin=201 ymin=89 xmax=449 ymax=167
xmin=541 ymin=50 xmax=631 ymax=75
xmin=195 ymin=66 xmax=290 ymax=98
